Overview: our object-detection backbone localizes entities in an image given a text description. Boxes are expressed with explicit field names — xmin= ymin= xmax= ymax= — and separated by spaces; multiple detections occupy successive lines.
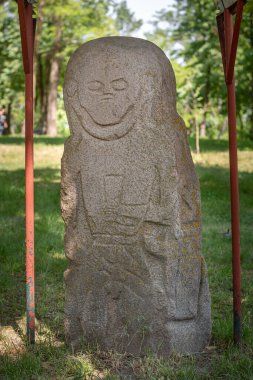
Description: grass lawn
xmin=0 ymin=135 xmax=252 ymax=379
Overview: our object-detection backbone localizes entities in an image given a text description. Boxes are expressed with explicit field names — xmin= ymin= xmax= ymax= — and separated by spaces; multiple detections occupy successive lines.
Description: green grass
xmin=0 ymin=136 xmax=253 ymax=379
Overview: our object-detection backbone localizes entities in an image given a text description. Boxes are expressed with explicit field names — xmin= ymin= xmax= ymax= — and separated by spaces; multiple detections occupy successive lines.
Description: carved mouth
xmin=100 ymin=96 xmax=114 ymax=101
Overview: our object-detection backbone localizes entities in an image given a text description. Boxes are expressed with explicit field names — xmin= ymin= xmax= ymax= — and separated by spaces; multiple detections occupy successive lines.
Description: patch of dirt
xmin=0 ymin=324 xmax=25 ymax=356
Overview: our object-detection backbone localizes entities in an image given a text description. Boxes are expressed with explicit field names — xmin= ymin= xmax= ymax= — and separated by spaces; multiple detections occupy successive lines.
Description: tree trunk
xmin=200 ymin=121 xmax=206 ymax=137
xmin=46 ymin=24 xmax=62 ymax=136
xmin=195 ymin=119 xmax=200 ymax=154
xmin=46 ymin=56 xmax=59 ymax=136
xmin=201 ymin=65 xmax=211 ymax=138
xmin=250 ymin=73 xmax=253 ymax=140
xmin=21 ymin=120 xmax=25 ymax=135
xmin=37 ymin=53 xmax=50 ymax=134
xmin=218 ymin=118 xmax=227 ymax=140
xmin=33 ymin=0 xmax=47 ymax=134
xmin=33 ymin=0 xmax=45 ymax=110
xmin=6 ymin=102 xmax=11 ymax=134
xmin=249 ymin=12 xmax=253 ymax=140
xmin=238 ymin=111 xmax=244 ymax=132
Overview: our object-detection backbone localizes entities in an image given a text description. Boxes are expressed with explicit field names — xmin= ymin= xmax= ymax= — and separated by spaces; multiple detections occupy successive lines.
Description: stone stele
xmin=61 ymin=36 xmax=211 ymax=356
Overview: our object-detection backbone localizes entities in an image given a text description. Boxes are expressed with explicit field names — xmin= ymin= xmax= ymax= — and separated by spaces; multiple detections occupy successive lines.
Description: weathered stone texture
xmin=61 ymin=36 xmax=211 ymax=356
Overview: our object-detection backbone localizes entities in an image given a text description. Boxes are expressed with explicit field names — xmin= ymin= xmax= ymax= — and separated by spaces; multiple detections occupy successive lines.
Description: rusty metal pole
xmin=217 ymin=0 xmax=246 ymax=346
xmin=25 ymin=66 xmax=35 ymax=344
xmin=17 ymin=0 xmax=35 ymax=344
xmin=224 ymin=8 xmax=242 ymax=346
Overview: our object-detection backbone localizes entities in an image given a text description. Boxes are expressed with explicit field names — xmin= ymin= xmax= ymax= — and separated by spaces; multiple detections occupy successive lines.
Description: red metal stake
xmin=17 ymin=0 xmax=35 ymax=344
xmin=217 ymin=0 xmax=245 ymax=346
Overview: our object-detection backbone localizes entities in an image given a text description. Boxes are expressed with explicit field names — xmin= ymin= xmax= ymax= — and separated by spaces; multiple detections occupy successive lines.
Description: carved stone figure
xmin=61 ymin=37 xmax=211 ymax=356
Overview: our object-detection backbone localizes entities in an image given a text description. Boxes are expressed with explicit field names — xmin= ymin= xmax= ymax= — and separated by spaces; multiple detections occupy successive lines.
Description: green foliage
xmin=147 ymin=0 xmax=253 ymax=140
xmin=112 ymin=0 xmax=143 ymax=36
xmin=1 ymin=0 xmax=252 ymax=139
xmin=0 ymin=0 xmax=142 ymax=135
xmin=0 ymin=2 xmax=24 ymax=130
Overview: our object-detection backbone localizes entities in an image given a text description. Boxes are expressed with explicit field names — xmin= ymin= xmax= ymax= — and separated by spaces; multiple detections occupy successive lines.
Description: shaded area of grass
xmin=188 ymin=136 xmax=253 ymax=152
xmin=0 ymin=168 xmax=64 ymax=332
xmin=1 ymin=135 xmax=253 ymax=151
xmin=0 ymin=136 xmax=66 ymax=146
xmin=197 ymin=164 xmax=253 ymax=348
xmin=0 ymin=137 xmax=253 ymax=379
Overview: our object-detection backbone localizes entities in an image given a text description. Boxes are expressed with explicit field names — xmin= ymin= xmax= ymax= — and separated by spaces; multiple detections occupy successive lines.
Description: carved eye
xmin=87 ymin=81 xmax=103 ymax=92
xmin=111 ymin=78 xmax=128 ymax=91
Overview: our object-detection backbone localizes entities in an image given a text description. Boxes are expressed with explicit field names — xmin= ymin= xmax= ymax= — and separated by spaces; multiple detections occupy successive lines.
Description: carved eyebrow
xmin=111 ymin=78 xmax=127 ymax=83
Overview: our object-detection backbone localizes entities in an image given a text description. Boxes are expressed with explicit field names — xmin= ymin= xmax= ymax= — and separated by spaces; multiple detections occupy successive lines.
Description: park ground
xmin=0 ymin=136 xmax=253 ymax=379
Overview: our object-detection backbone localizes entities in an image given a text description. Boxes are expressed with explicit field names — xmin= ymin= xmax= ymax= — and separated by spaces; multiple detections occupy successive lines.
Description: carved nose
xmin=103 ymin=83 xmax=113 ymax=95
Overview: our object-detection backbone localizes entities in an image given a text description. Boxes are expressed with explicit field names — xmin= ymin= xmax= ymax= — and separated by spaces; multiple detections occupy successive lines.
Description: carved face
xmin=78 ymin=61 xmax=137 ymax=126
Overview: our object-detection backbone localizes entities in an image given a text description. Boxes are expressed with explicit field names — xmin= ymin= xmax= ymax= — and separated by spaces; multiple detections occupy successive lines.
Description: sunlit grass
xmin=0 ymin=135 xmax=253 ymax=379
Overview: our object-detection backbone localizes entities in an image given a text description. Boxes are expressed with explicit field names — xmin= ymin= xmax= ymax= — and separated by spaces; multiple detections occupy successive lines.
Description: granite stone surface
xmin=61 ymin=36 xmax=211 ymax=356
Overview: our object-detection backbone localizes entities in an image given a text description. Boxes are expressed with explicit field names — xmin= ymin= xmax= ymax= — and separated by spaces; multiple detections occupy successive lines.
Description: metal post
xmin=217 ymin=0 xmax=245 ymax=346
xmin=224 ymin=8 xmax=242 ymax=346
xmin=25 ymin=71 xmax=35 ymax=344
xmin=17 ymin=0 xmax=35 ymax=344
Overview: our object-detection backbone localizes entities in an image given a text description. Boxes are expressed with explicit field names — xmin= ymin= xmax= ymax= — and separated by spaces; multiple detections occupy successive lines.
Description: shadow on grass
xmin=0 ymin=167 xmax=65 ymax=340
xmin=0 ymin=136 xmax=66 ymax=145
xmin=2 ymin=135 xmax=253 ymax=152
xmin=188 ymin=136 xmax=253 ymax=152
